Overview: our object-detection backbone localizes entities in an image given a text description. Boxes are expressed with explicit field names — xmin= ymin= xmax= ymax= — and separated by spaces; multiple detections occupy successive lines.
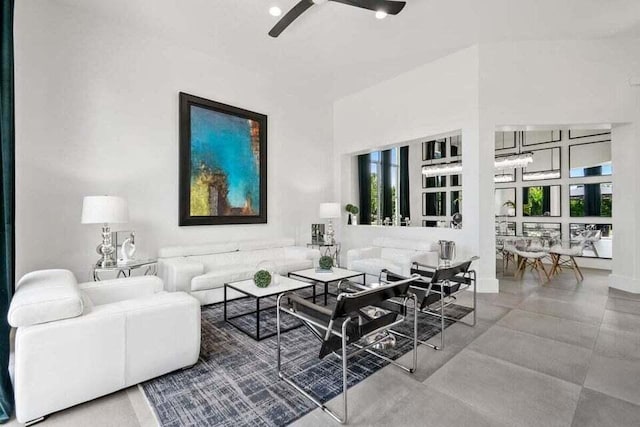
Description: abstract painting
xmin=179 ymin=92 xmax=267 ymax=225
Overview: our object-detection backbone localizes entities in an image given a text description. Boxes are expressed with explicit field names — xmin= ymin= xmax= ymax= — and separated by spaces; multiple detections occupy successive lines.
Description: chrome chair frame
xmin=380 ymin=257 xmax=478 ymax=351
xmin=276 ymin=276 xmax=420 ymax=425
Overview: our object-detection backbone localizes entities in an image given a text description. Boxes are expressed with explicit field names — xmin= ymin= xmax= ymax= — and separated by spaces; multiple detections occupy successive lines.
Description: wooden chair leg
xmin=535 ymin=259 xmax=548 ymax=284
xmin=571 ymin=256 xmax=584 ymax=282
xmin=515 ymin=257 xmax=526 ymax=279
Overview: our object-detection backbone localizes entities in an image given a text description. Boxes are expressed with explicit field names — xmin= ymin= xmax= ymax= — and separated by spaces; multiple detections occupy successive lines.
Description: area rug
xmin=141 ymin=289 xmax=472 ymax=427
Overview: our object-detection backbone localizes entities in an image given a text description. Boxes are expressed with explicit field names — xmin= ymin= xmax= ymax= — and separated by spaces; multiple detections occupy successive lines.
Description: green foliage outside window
xmin=523 ymin=187 xmax=543 ymax=216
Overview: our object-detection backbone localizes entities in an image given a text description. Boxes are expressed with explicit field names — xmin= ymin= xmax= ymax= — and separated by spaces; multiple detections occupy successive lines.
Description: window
xmin=368 ymin=148 xmax=400 ymax=224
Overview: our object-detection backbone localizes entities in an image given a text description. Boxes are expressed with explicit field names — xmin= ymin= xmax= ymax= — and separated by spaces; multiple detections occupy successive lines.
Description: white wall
xmin=480 ymin=40 xmax=640 ymax=292
xmin=14 ymin=1 xmax=333 ymax=280
xmin=334 ymin=39 xmax=640 ymax=293
xmin=333 ymin=46 xmax=500 ymax=292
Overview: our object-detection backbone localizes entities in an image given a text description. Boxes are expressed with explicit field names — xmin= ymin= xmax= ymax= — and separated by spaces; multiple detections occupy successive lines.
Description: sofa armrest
xmin=284 ymin=246 xmax=321 ymax=261
xmin=346 ymin=247 xmax=381 ymax=269
xmin=78 ymin=276 xmax=163 ymax=306
xmin=157 ymin=260 xmax=205 ymax=293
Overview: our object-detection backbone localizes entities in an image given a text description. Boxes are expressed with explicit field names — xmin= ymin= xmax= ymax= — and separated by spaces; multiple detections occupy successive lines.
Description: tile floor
xmin=8 ymin=267 xmax=640 ymax=427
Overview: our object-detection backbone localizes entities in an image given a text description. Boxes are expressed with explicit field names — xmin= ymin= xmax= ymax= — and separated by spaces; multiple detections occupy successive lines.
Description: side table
xmin=306 ymin=242 xmax=341 ymax=267
xmin=92 ymin=258 xmax=158 ymax=281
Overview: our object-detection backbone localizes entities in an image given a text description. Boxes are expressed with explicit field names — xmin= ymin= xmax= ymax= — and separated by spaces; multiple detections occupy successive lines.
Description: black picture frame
xmin=522 ymin=147 xmax=562 ymax=181
xmin=179 ymin=92 xmax=268 ymax=226
xmin=495 ymin=187 xmax=517 ymax=217
xmin=568 ymin=129 xmax=611 ymax=140
xmin=568 ymin=140 xmax=612 ymax=178
xmin=521 ymin=130 xmax=562 ymax=147
xmin=495 ymin=131 xmax=517 ymax=151
xmin=522 ymin=185 xmax=562 ymax=217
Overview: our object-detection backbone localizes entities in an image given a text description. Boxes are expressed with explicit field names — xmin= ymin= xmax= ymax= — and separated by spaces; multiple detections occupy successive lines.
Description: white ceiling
xmin=51 ymin=0 xmax=640 ymax=100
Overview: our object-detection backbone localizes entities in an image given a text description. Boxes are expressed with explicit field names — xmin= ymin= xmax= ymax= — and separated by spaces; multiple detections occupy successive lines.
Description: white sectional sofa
xmin=346 ymin=237 xmax=439 ymax=282
xmin=8 ymin=269 xmax=200 ymax=425
xmin=157 ymin=238 xmax=320 ymax=305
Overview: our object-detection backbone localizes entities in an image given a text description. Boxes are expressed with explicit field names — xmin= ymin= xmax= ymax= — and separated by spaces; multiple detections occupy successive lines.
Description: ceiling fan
xmin=269 ymin=0 xmax=407 ymax=38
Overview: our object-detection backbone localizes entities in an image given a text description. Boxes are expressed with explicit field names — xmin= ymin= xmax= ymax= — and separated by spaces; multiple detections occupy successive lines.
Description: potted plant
xmin=253 ymin=269 xmax=272 ymax=288
xmin=502 ymin=200 xmax=516 ymax=216
xmin=318 ymin=255 xmax=334 ymax=272
xmin=345 ymin=204 xmax=359 ymax=225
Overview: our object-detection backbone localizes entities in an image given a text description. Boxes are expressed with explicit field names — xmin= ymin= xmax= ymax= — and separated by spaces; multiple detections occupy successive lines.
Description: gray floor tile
xmin=517 ymin=294 xmax=605 ymax=325
xmin=607 ymin=297 xmax=640 ymax=315
xmin=5 ymin=390 xmax=141 ymax=427
xmin=425 ymin=349 xmax=581 ymax=427
xmin=584 ymin=354 xmax=640 ymax=406
xmin=456 ymin=289 xmax=525 ymax=309
xmin=375 ymin=385 xmax=510 ymax=427
xmin=532 ymin=286 xmax=608 ymax=307
xmin=498 ymin=309 xmax=599 ymax=349
xmin=293 ymin=362 xmax=426 ymax=426
xmin=601 ymin=309 xmax=640 ymax=333
xmin=594 ymin=326 xmax=640 ymax=361
xmin=468 ymin=325 xmax=592 ymax=385
xmin=395 ymin=320 xmax=491 ymax=382
xmin=571 ymin=387 xmax=640 ymax=427
xmin=543 ymin=273 xmax=610 ymax=296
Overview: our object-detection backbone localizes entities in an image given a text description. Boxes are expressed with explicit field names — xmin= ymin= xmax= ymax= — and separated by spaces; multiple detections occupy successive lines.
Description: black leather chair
xmin=276 ymin=275 xmax=420 ymax=424
xmin=382 ymin=257 xmax=478 ymax=350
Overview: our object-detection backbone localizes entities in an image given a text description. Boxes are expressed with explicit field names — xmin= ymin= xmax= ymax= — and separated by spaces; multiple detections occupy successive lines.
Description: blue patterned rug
xmin=142 ymin=288 xmax=472 ymax=426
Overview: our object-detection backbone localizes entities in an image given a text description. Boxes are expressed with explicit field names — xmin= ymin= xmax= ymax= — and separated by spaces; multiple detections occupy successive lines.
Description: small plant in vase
xmin=345 ymin=204 xmax=359 ymax=225
xmin=318 ymin=255 xmax=334 ymax=271
xmin=502 ymin=200 xmax=516 ymax=216
xmin=253 ymin=270 xmax=272 ymax=288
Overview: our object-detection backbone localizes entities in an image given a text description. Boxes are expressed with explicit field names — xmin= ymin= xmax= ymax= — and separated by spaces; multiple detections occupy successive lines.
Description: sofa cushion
xmin=190 ymin=266 xmax=255 ymax=292
xmin=158 ymin=242 xmax=239 ymax=258
xmin=350 ymin=258 xmax=403 ymax=278
xmin=373 ymin=237 xmax=436 ymax=252
xmin=9 ymin=269 xmax=83 ymax=327
xmin=237 ymin=238 xmax=295 ymax=251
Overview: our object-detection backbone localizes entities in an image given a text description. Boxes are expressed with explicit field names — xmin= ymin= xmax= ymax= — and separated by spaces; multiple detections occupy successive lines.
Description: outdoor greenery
xmin=523 ymin=187 xmax=544 ymax=216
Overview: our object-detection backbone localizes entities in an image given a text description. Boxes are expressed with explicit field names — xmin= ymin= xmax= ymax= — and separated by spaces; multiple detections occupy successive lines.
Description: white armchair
xmin=9 ymin=269 xmax=201 ymax=425
xmin=347 ymin=237 xmax=439 ymax=282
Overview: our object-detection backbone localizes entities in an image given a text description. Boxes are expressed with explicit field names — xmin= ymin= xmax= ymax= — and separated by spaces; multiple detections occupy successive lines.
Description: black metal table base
xmin=223 ymin=283 xmax=317 ymax=341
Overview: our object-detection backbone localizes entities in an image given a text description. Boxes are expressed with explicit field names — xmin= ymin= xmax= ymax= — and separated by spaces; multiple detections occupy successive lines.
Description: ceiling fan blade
xmin=269 ymin=0 xmax=315 ymax=38
xmin=329 ymin=0 xmax=406 ymax=15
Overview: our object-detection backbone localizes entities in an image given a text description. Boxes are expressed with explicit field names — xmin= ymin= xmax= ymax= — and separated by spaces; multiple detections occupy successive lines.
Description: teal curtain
xmin=0 ymin=0 xmax=15 ymax=422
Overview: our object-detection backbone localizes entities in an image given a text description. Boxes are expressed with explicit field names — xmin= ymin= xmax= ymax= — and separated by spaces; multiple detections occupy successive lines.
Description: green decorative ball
xmin=254 ymin=270 xmax=272 ymax=288
xmin=319 ymin=256 xmax=334 ymax=270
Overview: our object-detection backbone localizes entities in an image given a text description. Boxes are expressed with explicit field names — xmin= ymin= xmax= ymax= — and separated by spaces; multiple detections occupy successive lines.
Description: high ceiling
xmin=50 ymin=0 xmax=640 ymax=100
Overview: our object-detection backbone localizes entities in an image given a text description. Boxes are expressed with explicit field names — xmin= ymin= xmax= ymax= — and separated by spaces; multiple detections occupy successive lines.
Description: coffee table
xmin=223 ymin=276 xmax=316 ymax=341
xmin=288 ymin=267 xmax=366 ymax=306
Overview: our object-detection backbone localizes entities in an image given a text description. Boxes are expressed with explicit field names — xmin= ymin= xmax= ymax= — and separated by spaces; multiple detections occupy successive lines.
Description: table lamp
xmin=319 ymin=202 xmax=341 ymax=244
xmin=81 ymin=196 xmax=129 ymax=267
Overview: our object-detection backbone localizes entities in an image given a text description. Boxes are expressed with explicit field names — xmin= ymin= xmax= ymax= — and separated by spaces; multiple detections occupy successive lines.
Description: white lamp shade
xmin=319 ymin=202 xmax=341 ymax=219
xmin=81 ymin=196 xmax=129 ymax=224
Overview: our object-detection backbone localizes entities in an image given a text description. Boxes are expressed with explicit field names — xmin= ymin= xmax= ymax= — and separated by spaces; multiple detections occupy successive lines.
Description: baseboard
xmin=609 ymin=274 xmax=640 ymax=294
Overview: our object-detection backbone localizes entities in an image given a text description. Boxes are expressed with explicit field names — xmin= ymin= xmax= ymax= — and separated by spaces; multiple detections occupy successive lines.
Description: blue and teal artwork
xmin=179 ymin=93 xmax=267 ymax=225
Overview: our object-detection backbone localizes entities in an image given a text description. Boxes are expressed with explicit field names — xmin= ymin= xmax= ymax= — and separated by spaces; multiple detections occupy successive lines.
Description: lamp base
xmin=94 ymin=224 xmax=116 ymax=268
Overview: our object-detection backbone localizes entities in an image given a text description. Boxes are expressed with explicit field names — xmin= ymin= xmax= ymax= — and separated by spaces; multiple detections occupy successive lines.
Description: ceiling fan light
xmin=375 ymin=10 xmax=388 ymax=19
xmin=269 ymin=6 xmax=282 ymax=17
